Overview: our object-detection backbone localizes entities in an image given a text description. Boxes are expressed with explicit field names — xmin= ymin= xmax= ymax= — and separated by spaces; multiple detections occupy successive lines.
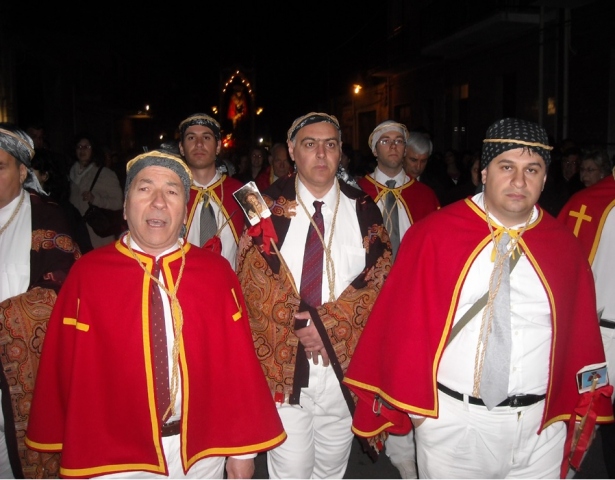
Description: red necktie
xmin=300 ymin=201 xmax=325 ymax=307
xmin=150 ymin=261 xmax=171 ymax=423
xmin=291 ymin=201 xmax=325 ymax=405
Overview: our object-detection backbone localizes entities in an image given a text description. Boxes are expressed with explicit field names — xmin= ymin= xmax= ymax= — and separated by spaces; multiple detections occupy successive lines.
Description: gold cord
xmin=199 ymin=176 xmax=228 ymax=237
xmin=0 ymin=190 xmax=25 ymax=237
xmin=483 ymin=138 xmax=553 ymax=150
xmin=295 ymin=175 xmax=341 ymax=303
xmin=126 ymin=233 xmax=186 ymax=420
xmin=375 ymin=182 xmax=401 ymax=239
xmin=471 ymin=202 xmax=533 ymax=397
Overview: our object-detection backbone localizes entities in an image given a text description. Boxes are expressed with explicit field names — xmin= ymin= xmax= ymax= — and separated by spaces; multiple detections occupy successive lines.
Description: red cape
xmin=344 ymin=198 xmax=613 ymax=437
xmin=557 ymin=174 xmax=615 ymax=265
xmin=357 ymin=175 xmax=440 ymax=225
xmin=185 ymin=175 xmax=245 ymax=245
xmin=25 ymin=239 xmax=285 ymax=477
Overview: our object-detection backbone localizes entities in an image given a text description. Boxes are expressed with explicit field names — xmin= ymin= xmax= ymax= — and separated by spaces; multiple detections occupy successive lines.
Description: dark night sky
xmin=9 ymin=3 xmax=387 ymax=143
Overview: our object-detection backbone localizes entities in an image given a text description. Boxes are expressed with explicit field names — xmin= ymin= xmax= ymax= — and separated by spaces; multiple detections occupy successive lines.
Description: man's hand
xmin=294 ymin=311 xmax=330 ymax=366
xmin=226 ymin=457 xmax=255 ymax=479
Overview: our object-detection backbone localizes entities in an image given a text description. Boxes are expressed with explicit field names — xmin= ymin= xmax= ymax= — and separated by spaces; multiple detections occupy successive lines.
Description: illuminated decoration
xmin=222 ymin=70 xmax=255 ymax=132
xmin=222 ymin=133 xmax=235 ymax=149
xmin=353 ymin=84 xmax=363 ymax=95
xmin=256 ymin=107 xmax=264 ymax=115
xmin=222 ymin=70 xmax=254 ymax=97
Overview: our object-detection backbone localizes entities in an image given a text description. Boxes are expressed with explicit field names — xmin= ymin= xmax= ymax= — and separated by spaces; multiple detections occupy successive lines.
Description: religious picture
xmin=234 ymin=181 xmax=271 ymax=226
xmin=227 ymin=86 xmax=248 ymax=130
xmin=576 ymin=362 xmax=608 ymax=393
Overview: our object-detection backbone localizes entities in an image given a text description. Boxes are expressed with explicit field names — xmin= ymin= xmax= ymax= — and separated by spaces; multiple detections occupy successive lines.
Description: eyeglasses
xmin=580 ymin=167 xmax=598 ymax=174
xmin=378 ymin=138 xmax=405 ymax=147
xmin=76 ymin=144 xmax=92 ymax=150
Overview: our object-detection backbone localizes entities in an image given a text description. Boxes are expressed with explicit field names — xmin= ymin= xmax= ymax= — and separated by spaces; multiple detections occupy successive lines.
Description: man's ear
xmin=481 ymin=168 xmax=488 ymax=184
xmin=19 ymin=164 xmax=28 ymax=184
xmin=287 ymin=140 xmax=295 ymax=162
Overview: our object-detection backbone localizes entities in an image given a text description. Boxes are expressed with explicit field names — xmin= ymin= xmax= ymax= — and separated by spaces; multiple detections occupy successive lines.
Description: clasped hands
xmin=294 ymin=311 xmax=330 ymax=366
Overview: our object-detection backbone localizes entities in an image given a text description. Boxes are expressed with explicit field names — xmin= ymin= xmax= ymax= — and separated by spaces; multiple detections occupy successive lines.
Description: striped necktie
xmin=299 ymin=201 xmax=325 ymax=307
xmin=291 ymin=200 xmax=325 ymax=405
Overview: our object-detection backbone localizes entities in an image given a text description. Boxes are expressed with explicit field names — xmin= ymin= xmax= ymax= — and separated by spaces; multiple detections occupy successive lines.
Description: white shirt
xmin=438 ymin=193 xmax=551 ymax=396
xmin=0 ymin=190 xmax=31 ymax=476
xmin=0 ymin=191 xmax=31 ymax=303
xmin=593 ymin=208 xmax=615 ymax=322
xmin=281 ymin=179 xmax=365 ymax=302
xmin=187 ymin=172 xmax=237 ymax=266
xmin=371 ymin=167 xmax=412 ymax=239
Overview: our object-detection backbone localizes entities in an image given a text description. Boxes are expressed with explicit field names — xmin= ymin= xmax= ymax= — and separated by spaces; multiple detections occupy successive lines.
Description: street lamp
xmin=352 ymin=84 xmax=362 ymax=149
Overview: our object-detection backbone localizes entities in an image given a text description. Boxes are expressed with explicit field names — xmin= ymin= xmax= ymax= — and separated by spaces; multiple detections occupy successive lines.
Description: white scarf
xmin=69 ymin=162 xmax=96 ymax=185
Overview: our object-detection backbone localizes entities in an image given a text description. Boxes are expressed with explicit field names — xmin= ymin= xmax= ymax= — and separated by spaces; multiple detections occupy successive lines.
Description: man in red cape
xmin=178 ymin=113 xmax=245 ymax=265
xmin=558 ymin=170 xmax=615 ymax=478
xmin=357 ymin=120 xmax=439 ymax=477
xmin=25 ymin=150 xmax=285 ymax=478
xmin=344 ymin=118 xmax=613 ymax=478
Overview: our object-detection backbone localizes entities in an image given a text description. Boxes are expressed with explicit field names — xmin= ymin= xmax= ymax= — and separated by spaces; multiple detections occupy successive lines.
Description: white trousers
xmin=385 ymin=430 xmax=417 ymax=478
xmin=600 ymin=324 xmax=615 ymax=402
xmin=100 ymin=434 xmax=225 ymax=479
xmin=414 ymin=389 xmax=566 ymax=478
xmin=267 ymin=363 xmax=353 ymax=479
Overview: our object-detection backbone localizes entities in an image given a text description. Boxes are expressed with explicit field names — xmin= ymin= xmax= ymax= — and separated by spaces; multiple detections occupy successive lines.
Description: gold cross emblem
xmin=568 ymin=204 xmax=592 ymax=236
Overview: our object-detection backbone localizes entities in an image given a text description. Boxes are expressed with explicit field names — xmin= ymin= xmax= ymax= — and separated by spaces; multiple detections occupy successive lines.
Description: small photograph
xmin=233 ymin=181 xmax=272 ymax=225
xmin=576 ymin=362 xmax=608 ymax=393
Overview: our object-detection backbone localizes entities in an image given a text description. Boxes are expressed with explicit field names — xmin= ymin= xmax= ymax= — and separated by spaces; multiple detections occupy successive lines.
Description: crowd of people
xmin=0 ymin=111 xmax=613 ymax=480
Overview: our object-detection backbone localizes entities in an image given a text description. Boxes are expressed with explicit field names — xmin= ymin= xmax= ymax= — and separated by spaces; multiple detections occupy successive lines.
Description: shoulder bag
xmin=82 ymin=166 xmax=125 ymax=238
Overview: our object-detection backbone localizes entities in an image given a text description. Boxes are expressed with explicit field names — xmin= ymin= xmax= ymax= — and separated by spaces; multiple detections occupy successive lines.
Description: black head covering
xmin=287 ymin=112 xmax=340 ymax=142
xmin=481 ymin=118 xmax=552 ymax=170
xmin=178 ymin=113 xmax=221 ymax=141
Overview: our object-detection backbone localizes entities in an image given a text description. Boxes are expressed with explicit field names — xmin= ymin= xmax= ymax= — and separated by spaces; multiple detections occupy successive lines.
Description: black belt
xmin=600 ymin=319 xmax=615 ymax=329
xmin=161 ymin=420 xmax=180 ymax=437
xmin=437 ymin=383 xmax=546 ymax=408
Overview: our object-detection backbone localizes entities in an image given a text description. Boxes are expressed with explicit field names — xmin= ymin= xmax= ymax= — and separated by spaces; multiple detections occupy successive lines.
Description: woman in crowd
xmin=579 ymin=149 xmax=612 ymax=188
xmin=68 ymin=132 xmax=123 ymax=248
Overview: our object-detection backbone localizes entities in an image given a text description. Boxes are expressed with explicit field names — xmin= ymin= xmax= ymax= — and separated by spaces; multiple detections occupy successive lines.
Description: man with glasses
xmin=357 ymin=121 xmax=439 ymax=477
xmin=359 ymin=120 xmax=439 ymax=262
xmin=236 ymin=112 xmax=391 ymax=478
